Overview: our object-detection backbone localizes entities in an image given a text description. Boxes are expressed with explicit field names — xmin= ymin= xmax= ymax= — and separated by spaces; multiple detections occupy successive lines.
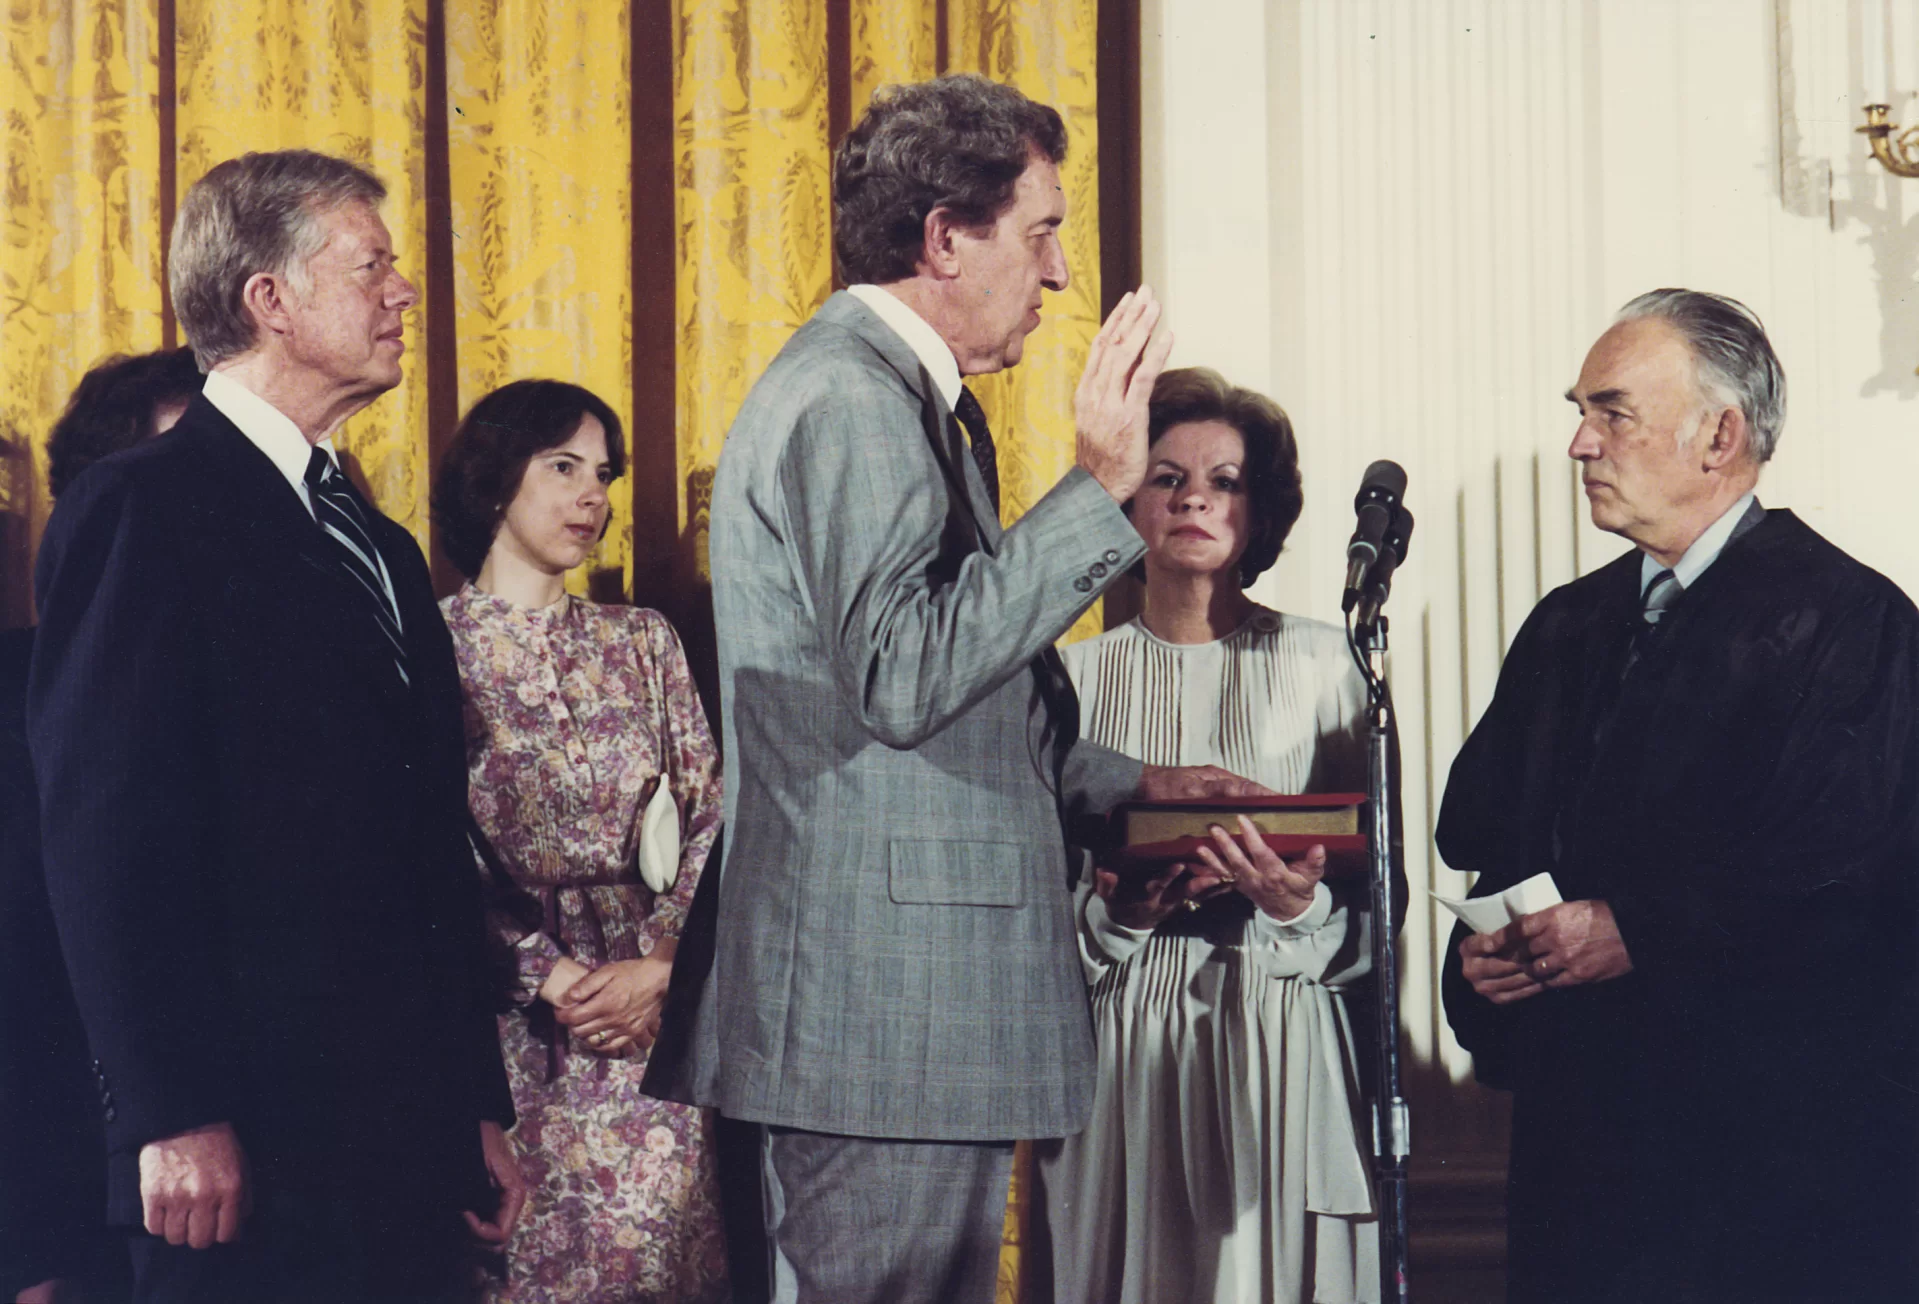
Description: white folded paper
xmin=1431 ymin=872 xmax=1563 ymax=935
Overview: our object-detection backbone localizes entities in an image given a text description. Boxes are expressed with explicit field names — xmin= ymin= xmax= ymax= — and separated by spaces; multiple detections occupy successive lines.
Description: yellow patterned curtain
xmin=0 ymin=0 xmax=164 ymax=624
xmin=849 ymin=0 xmax=939 ymax=109
xmin=447 ymin=0 xmax=634 ymax=594
xmin=672 ymin=0 xmax=832 ymax=583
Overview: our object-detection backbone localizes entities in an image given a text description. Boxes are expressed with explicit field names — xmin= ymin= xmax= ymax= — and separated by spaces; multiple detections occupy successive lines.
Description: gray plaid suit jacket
xmin=703 ymin=291 xmax=1146 ymax=1140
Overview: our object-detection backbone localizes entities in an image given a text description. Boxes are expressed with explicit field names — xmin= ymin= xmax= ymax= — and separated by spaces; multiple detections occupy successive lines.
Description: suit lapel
xmin=821 ymin=292 xmax=1003 ymax=552
xmin=186 ymin=401 xmax=412 ymax=711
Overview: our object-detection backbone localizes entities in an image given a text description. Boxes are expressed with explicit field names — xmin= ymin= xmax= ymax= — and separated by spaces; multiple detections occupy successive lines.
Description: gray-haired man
xmin=705 ymin=74 xmax=1259 ymax=1302
xmin=30 ymin=150 xmax=523 ymax=1302
xmin=1439 ymin=290 xmax=1919 ymax=1301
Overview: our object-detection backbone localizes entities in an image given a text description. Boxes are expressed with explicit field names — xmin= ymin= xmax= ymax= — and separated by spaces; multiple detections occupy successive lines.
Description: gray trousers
xmin=762 ymin=1128 xmax=1016 ymax=1304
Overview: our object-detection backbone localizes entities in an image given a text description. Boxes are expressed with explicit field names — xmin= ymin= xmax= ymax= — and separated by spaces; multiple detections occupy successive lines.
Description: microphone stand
xmin=1349 ymin=602 xmax=1410 ymax=1303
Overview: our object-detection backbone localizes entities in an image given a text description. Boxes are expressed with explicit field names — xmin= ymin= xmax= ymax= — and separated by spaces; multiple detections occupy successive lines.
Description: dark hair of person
xmin=431 ymin=380 xmax=627 ymax=580
xmin=832 ymin=73 xmax=1068 ymax=285
xmin=1133 ymin=367 xmax=1304 ymax=588
xmin=47 ymin=347 xmax=203 ymax=498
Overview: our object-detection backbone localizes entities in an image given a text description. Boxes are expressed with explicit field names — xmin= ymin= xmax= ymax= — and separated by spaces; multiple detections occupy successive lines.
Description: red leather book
xmin=1108 ymin=793 xmax=1368 ymax=871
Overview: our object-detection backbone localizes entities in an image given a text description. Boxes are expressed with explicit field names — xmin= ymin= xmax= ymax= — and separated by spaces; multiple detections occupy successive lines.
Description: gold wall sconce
xmin=1859 ymin=103 xmax=1919 ymax=177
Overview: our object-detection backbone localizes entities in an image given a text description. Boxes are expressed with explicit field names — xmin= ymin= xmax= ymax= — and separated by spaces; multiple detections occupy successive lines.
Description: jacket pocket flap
xmin=888 ymin=839 xmax=1026 ymax=907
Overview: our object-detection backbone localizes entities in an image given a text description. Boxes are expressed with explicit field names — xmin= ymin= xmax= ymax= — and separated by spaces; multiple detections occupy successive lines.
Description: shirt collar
xmin=846 ymin=284 xmax=964 ymax=412
xmin=202 ymin=369 xmax=337 ymax=509
xmin=1640 ymin=491 xmax=1757 ymax=594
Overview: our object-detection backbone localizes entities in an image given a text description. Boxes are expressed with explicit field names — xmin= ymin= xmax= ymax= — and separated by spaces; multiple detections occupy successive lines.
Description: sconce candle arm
xmin=1859 ymin=103 xmax=1919 ymax=179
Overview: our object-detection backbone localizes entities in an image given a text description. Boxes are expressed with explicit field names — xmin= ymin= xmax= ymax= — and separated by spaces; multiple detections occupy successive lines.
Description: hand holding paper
xmin=1440 ymin=875 xmax=1634 ymax=1003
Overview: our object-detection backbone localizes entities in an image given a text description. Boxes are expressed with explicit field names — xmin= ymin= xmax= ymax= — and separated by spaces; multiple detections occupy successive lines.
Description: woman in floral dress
xmin=432 ymin=380 xmax=727 ymax=1304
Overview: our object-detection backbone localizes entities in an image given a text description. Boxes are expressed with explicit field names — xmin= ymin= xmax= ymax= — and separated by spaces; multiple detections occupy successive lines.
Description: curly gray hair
xmin=832 ymin=74 xmax=1067 ymax=285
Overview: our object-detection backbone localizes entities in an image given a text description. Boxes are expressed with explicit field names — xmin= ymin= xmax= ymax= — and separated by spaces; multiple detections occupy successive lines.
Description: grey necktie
xmin=1623 ymin=567 xmax=1680 ymax=674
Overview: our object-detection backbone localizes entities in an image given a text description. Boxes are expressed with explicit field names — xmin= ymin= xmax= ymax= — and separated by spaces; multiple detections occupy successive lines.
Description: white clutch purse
xmin=637 ymin=778 xmax=682 ymax=894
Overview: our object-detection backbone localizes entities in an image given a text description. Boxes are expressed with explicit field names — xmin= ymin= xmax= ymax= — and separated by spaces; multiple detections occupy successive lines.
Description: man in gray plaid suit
xmin=705 ymin=75 xmax=1259 ymax=1302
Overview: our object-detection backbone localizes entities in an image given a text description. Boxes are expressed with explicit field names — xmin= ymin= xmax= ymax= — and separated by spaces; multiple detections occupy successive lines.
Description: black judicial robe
xmin=1438 ymin=508 xmax=1919 ymax=1303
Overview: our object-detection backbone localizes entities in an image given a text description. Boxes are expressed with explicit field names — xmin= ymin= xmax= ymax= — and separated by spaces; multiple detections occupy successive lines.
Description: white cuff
xmin=1252 ymin=881 xmax=1334 ymax=939
xmin=1084 ymin=890 xmax=1157 ymax=965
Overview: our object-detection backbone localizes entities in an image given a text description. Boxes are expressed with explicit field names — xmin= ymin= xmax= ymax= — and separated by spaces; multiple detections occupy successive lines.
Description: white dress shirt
xmin=1640 ymin=491 xmax=1757 ymax=596
xmin=846 ymin=283 xmax=963 ymax=412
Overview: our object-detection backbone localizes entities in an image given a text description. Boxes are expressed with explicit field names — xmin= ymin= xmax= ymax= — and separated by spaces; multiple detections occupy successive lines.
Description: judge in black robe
xmin=1439 ymin=294 xmax=1919 ymax=1303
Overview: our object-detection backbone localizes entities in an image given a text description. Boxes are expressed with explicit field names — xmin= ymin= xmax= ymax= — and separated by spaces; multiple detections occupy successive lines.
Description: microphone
xmin=1342 ymin=460 xmax=1407 ymax=611
xmin=1354 ymin=507 xmax=1414 ymax=631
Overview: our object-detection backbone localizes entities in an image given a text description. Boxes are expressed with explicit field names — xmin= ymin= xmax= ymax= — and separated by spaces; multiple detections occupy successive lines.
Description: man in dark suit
xmin=29 ymin=150 xmax=524 ymax=1303
xmin=2 ymin=347 xmax=200 ymax=1304
xmin=1439 ymin=290 xmax=1919 ymax=1302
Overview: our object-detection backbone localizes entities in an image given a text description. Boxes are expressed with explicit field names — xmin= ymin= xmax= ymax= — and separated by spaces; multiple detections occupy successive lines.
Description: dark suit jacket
xmin=0 ymin=625 xmax=113 ymax=1297
xmin=28 ymin=396 xmax=512 ymax=1243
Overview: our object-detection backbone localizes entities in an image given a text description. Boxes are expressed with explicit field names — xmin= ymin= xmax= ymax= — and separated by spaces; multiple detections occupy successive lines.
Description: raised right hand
xmin=139 ymin=1121 xmax=250 ymax=1248
xmin=1075 ymin=286 xmax=1175 ymax=502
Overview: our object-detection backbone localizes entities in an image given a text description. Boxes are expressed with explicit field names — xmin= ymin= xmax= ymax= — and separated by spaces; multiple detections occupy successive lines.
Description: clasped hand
xmin=546 ymin=949 xmax=674 ymax=1057
xmin=1458 ymin=899 xmax=1633 ymax=1004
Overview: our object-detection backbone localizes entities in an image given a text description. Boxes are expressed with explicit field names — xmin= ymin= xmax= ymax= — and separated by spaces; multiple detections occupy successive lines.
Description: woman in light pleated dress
xmin=1033 ymin=367 xmax=1388 ymax=1304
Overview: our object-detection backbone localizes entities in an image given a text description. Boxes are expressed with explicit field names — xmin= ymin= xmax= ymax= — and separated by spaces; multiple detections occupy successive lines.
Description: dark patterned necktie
xmin=304 ymin=447 xmax=408 ymax=683
xmin=953 ymin=387 xmax=1001 ymax=516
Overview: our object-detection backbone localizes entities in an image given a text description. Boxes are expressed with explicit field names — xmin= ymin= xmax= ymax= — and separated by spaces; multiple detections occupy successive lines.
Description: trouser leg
xmin=762 ymin=1127 xmax=1015 ymax=1304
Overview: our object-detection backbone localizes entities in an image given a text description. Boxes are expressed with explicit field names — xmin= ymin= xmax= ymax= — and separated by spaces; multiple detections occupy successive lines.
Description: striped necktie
xmin=954 ymin=387 xmax=1000 ymax=516
xmin=304 ymin=447 xmax=408 ymax=683
xmin=1639 ymin=568 xmax=1680 ymax=637
xmin=1619 ymin=566 xmax=1679 ymax=680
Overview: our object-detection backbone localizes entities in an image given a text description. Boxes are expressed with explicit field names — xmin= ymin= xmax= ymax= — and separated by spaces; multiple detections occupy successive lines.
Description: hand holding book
xmin=1093 ymin=860 xmax=1235 ymax=930
xmin=1190 ymin=817 xmax=1325 ymax=922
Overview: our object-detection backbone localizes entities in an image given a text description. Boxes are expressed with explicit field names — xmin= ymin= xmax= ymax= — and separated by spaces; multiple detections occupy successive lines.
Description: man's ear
xmin=919 ymin=207 xmax=964 ymax=281
xmin=239 ymin=271 xmax=295 ymax=342
xmin=1699 ymin=405 xmax=1750 ymax=471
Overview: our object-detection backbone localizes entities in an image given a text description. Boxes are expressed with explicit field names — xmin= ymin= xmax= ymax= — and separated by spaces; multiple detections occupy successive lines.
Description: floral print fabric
xmin=443 ymin=584 xmax=727 ymax=1304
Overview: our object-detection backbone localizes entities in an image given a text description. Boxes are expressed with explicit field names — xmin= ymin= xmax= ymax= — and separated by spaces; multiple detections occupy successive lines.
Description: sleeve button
xmin=1103 ymin=549 xmax=1122 ymax=564
xmin=1073 ymin=576 xmax=1093 ymax=594
xmin=1089 ymin=562 xmax=1108 ymax=579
